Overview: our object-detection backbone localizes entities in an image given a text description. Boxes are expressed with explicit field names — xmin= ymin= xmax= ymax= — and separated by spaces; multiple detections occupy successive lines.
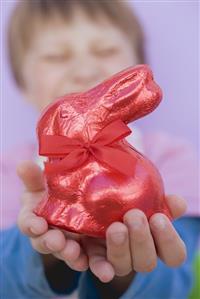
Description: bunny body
xmin=35 ymin=65 xmax=171 ymax=238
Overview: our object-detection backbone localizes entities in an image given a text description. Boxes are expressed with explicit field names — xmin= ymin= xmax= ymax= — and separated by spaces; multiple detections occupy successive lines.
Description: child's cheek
xmin=30 ymin=62 xmax=66 ymax=105
xmin=102 ymin=53 xmax=136 ymax=76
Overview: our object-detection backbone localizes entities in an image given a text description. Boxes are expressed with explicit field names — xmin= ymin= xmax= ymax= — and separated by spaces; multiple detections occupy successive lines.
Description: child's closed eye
xmin=41 ymin=52 xmax=72 ymax=63
xmin=93 ymin=46 xmax=120 ymax=58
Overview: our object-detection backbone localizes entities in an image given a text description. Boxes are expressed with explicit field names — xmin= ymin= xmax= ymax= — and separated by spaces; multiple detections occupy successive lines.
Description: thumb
xmin=166 ymin=194 xmax=187 ymax=220
xmin=17 ymin=160 xmax=45 ymax=192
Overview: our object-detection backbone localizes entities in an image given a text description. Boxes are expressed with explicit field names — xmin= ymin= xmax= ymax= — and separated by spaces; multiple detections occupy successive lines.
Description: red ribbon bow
xmin=39 ymin=119 xmax=135 ymax=176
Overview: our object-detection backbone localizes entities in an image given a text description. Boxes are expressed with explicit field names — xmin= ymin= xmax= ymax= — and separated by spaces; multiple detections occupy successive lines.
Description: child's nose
xmin=72 ymin=65 xmax=103 ymax=90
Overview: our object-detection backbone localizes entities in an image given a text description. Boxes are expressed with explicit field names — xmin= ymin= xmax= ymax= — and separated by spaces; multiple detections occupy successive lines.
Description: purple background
xmin=1 ymin=1 xmax=199 ymax=152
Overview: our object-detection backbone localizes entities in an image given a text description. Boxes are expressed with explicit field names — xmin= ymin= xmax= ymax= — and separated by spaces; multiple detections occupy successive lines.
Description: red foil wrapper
xmin=34 ymin=64 xmax=172 ymax=238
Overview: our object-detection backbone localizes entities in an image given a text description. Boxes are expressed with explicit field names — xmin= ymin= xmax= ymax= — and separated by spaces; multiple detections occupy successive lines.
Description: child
xmin=1 ymin=1 xmax=199 ymax=298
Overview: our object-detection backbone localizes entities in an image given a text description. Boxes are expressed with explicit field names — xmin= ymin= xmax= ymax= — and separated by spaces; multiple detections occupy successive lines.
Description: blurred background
xmin=1 ymin=1 xmax=199 ymax=152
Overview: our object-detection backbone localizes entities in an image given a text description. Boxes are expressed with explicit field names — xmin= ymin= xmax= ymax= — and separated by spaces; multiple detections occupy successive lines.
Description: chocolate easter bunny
xmin=34 ymin=65 xmax=171 ymax=238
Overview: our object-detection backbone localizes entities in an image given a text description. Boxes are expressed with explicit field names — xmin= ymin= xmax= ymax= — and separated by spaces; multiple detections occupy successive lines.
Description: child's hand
xmin=17 ymin=161 xmax=89 ymax=271
xmin=17 ymin=161 xmax=187 ymax=284
xmin=106 ymin=195 xmax=187 ymax=276
xmin=82 ymin=195 xmax=187 ymax=282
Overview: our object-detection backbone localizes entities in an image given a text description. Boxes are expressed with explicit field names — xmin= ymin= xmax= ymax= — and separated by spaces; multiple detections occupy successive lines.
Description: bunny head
xmin=37 ymin=64 xmax=162 ymax=142
xmin=86 ymin=64 xmax=162 ymax=125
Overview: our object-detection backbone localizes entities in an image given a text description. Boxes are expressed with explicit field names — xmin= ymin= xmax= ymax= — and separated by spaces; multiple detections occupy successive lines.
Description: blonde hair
xmin=8 ymin=0 xmax=146 ymax=87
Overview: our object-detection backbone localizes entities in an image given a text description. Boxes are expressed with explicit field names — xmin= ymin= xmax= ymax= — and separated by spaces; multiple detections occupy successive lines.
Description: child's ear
xmin=88 ymin=64 xmax=162 ymax=124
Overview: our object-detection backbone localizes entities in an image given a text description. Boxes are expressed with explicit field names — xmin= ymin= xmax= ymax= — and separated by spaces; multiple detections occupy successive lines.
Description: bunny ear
xmin=37 ymin=97 xmax=65 ymax=137
xmin=37 ymin=93 xmax=81 ymax=138
xmin=88 ymin=64 xmax=162 ymax=124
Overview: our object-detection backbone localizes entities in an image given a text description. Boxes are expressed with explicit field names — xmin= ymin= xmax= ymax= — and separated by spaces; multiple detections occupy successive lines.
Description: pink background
xmin=1 ymin=1 xmax=199 ymax=152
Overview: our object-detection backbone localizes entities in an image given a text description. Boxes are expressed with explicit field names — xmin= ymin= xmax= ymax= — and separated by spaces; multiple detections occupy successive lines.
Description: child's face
xmin=22 ymin=9 xmax=138 ymax=111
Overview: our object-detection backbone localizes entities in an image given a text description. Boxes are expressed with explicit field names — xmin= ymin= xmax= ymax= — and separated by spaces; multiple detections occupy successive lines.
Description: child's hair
xmin=8 ymin=0 xmax=145 ymax=88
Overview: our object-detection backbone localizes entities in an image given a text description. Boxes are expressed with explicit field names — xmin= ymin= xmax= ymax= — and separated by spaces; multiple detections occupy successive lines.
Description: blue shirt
xmin=1 ymin=217 xmax=199 ymax=299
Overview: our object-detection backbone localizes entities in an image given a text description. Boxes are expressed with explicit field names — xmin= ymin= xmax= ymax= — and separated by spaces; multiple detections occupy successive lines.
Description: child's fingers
xmin=65 ymin=252 xmax=89 ymax=272
xmin=30 ymin=229 xmax=66 ymax=254
xmin=83 ymin=237 xmax=115 ymax=282
xmin=30 ymin=229 xmax=88 ymax=272
xmin=54 ymin=239 xmax=81 ymax=262
xmin=20 ymin=189 xmax=45 ymax=208
xmin=106 ymin=222 xmax=132 ymax=276
xmin=54 ymin=238 xmax=89 ymax=272
xmin=17 ymin=187 xmax=47 ymax=237
xmin=149 ymin=213 xmax=187 ymax=267
xmin=17 ymin=160 xmax=45 ymax=192
xmin=17 ymin=197 xmax=48 ymax=237
xmin=124 ymin=209 xmax=157 ymax=273
xmin=90 ymin=256 xmax=115 ymax=283
xmin=165 ymin=195 xmax=187 ymax=220
xmin=18 ymin=211 xmax=48 ymax=237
